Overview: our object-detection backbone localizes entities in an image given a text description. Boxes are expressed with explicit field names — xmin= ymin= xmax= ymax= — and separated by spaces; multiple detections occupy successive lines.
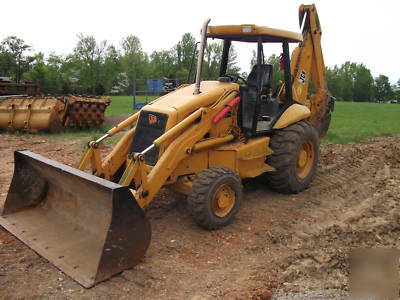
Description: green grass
xmin=105 ymin=95 xmax=157 ymax=115
xmin=323 ymin=101 xmax=400 ymax=144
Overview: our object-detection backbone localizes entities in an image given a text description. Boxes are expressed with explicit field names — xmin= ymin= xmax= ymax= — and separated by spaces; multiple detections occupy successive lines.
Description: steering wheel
xmin=224 ymin=73 xmax=247 ymax=85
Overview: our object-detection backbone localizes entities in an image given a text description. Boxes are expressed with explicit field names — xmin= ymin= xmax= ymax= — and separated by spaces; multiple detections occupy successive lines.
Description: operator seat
xmin=240 ymin=64 xmax=279 ymax=132
xmin=240 ymin=64 xmax=273 ymax=109
xmin=246 ymin=64 xmax=272 ymax=91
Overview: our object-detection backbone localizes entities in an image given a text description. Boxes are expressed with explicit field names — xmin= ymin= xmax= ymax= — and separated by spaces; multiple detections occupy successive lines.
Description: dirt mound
xmin=0 ymin=134 xmax=399 ymax=299
xmin=267 ymin=137 xmax=400 ymax=296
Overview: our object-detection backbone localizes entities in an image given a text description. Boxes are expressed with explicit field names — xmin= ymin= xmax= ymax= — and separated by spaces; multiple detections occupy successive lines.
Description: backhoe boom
xmin=290 ymin=4 xmax=334 ymax=137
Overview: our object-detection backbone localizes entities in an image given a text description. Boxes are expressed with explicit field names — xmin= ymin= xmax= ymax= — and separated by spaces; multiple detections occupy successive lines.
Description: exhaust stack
xmin=193 ymin=18 xmax=211 ymax=95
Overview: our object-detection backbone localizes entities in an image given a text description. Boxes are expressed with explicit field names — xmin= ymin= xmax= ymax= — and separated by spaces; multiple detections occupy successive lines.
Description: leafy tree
xmin=266 ymin=54 xmax=284 ymax=88
xmin=326 ymin=65 xmax=344 ymax=100
xmin=0 ymin=45 xmax=14 ymax=78
xmin=353 ymin=64 xmax=374 ymax=101
xmin=374 ymin=74 xmax=393 ymax=102
xmin=203 ymin=42 xmax=223 ymax=79
xmin=59 ymin=54 xmax=82 ymax=94
xmin=227 ymin=45 xmax=240 ymax=75
xmin=395 ymin=78 xmax=400 ymax=100
xmin=340 ymin=61 xmax=357 ymax=101
xmin=394 ymin=89 xmax=400 ymax=101
xmin=390 ymin=84 xmax=399 ymax=100
xmin=110 ymin=72 xmax=129 ymax=94
xmin=0 ymin=36 xmax=35 ymax=82
xmin=326 ymin=62 xmax=374 ymax=102
xmin=44 ymin=54 xmax=71 ymax=94
xmin=149 ymin=50 xmax=175 ymax=79
xmin=175 ymin=33 xmax=197 ymax=77
xmin=24 ymin=52 xmax=63 ymax=94
xmin=120 ymin=35 xmax=148 ymax=93
xmin=95 ymin=83 xmax=105 ymax=95
xmin=101 ymin=45 xmax=121 ymax=93
xmin=73 ymin=34 xmax=107 ymax=94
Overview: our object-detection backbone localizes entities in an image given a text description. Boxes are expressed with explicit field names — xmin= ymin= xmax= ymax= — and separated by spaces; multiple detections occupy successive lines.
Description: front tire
xmin=266 ymin=121 xmax=319 ymax=194
xmin=187 ymin=167 xmax=242 ymax=230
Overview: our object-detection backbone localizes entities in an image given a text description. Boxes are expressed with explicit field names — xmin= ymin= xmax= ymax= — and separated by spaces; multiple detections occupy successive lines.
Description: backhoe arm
xmin=290 ymin=4 xmax=334 ymax=137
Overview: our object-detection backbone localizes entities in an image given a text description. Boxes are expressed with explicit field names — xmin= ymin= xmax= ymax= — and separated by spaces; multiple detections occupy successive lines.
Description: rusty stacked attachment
xmin=63 ymin=96 xmax=111 ymax=129
xmin=0 ymin=95 xmax=111 ymax=132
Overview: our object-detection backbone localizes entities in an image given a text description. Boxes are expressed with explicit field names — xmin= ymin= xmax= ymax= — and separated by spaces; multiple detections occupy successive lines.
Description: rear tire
xmin=187 ymin=167 xmax=242 ymax=230
xmin=266 ymin=120 xmax=319 ymax=194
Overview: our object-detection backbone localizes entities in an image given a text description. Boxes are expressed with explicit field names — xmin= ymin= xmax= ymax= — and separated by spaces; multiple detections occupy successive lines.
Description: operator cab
xmin=241 ymin=63 xmax=278 ymax=132
xmin=206 ymin=24 xmax=303 ymax=136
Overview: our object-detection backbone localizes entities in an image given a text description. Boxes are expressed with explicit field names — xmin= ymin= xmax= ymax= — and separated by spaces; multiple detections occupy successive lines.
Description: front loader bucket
xmin=0 ymin=150 xmax=151 ymax=288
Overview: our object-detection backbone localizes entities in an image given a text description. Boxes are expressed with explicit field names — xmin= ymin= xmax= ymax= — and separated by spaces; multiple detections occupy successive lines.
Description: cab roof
xmin=207 ymin=24 xmax=303 ymax=43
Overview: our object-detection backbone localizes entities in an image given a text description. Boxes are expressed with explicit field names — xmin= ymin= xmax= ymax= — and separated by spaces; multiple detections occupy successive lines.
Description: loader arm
xmin=289 ymin=4 xmax=334 ymax=137
xmin=77 ymin=112 xmax=140 ymax=180
xmin=118 ymin=90 xmax=238 ymax=208
xmin=78 ymin=89 xmax=239 ymax=208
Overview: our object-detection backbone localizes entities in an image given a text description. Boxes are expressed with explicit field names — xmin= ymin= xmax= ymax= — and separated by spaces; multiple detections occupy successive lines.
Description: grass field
xmin=324 ymin=101 xmax=400 ymax=144
xmin=105 ymin=95 xmax=156 ymax=115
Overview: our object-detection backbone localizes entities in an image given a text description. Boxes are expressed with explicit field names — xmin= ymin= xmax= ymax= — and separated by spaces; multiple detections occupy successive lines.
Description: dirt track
xmin=0 ymin=134 xmax=399 ymax=299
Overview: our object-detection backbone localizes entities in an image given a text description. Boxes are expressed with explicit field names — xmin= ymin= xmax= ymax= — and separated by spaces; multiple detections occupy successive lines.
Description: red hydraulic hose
xmin=212 ymin=96 xmax=241 ymax=124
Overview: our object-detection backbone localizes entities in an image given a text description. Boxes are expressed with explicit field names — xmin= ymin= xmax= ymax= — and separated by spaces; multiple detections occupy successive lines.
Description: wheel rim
xmin=296 ymin=140 xmax=314 ymax=179
xmin=211 ymin=184 xmax=236 ymax=217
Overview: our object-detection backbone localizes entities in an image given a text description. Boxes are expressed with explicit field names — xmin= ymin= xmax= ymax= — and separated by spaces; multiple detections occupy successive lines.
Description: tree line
xmin=0 ymin=34 xmax=239 ymax=95
xmin=0 ymin=34 xmax=398 ymax=101
xmin=326 ymin=62 xmax=398 ymax=102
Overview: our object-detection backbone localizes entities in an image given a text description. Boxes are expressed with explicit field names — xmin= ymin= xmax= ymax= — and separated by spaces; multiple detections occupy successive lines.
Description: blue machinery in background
xmin=132 ymin=78 xmax=180 ymax=110
xmin=132 ymin=43 xmax=198 ymax=110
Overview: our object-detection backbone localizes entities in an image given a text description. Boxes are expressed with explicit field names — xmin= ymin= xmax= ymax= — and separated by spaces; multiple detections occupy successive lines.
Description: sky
xmin=2 ymin=0 xmax=400 ymax=84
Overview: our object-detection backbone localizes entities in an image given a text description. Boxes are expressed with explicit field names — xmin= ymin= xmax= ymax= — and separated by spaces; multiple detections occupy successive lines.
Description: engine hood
xmin=143 ymin=81 xmax=239 ymax=122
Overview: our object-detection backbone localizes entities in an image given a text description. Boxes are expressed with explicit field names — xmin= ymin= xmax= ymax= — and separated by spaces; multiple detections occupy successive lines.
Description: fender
xmin=273 ymin=104 xmax=310 ymax=129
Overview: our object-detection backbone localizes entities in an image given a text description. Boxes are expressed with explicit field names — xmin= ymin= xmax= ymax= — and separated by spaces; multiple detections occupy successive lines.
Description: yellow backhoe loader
xmin=0 ymin=4 xmax=334 ymax=287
